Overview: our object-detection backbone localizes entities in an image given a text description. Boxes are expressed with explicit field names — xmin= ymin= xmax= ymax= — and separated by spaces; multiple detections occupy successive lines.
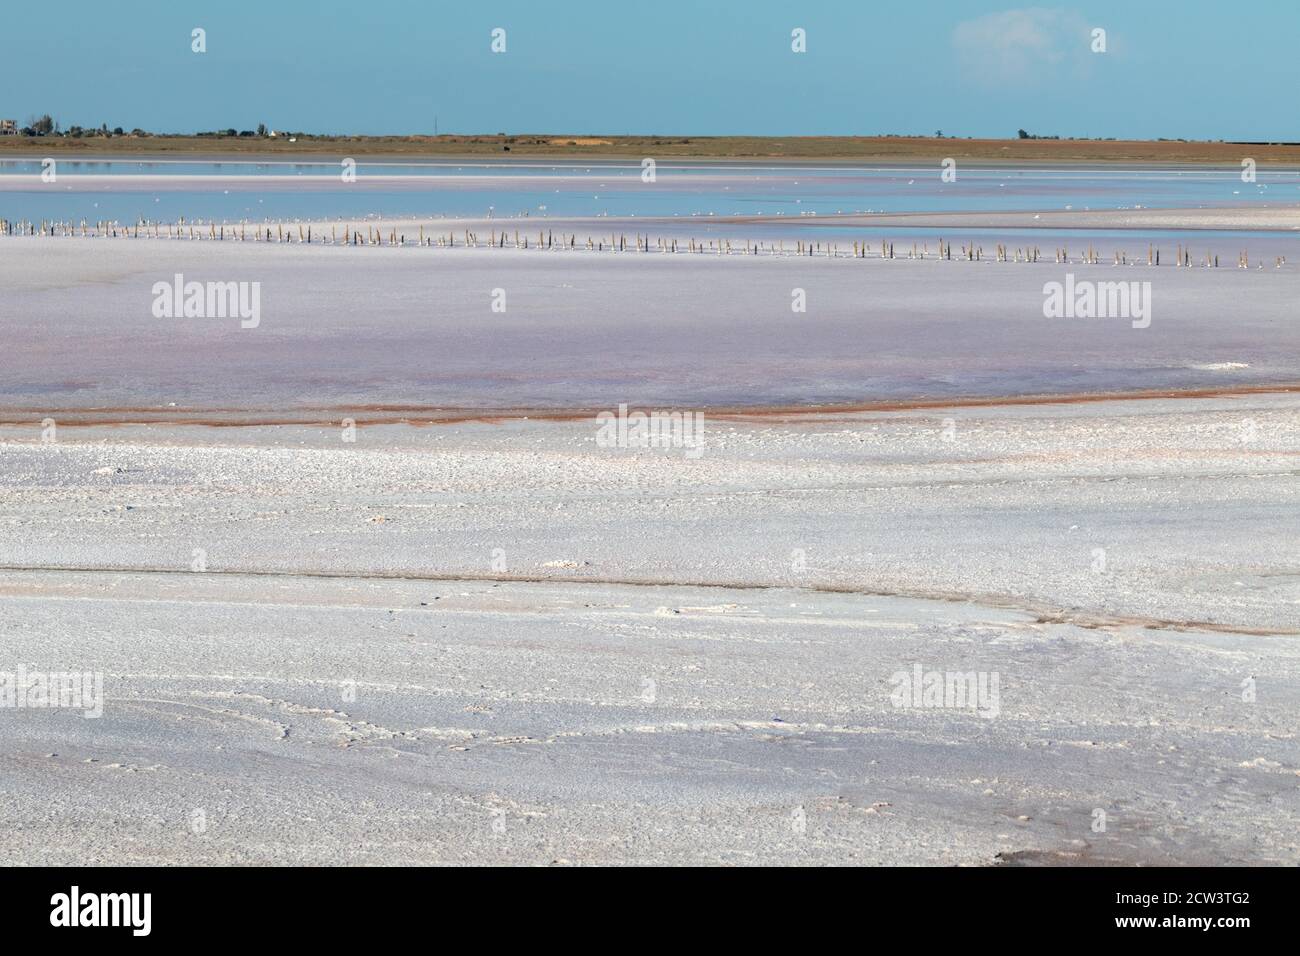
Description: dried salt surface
xmin=0 ymin=396 xmax=1297 ymax=865
xmin=1 ymin=238 xmax=1297 ymax=414
xmin=1 ymin=398 xmax=1296 ymax=631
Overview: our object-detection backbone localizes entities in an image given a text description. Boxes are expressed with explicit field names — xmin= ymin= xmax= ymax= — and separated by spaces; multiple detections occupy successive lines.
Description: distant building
xmin=0 ymin=119 xmax=18 ymax=135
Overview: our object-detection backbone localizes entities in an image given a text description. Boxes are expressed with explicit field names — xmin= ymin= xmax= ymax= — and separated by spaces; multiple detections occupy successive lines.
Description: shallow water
xmin=2 ymin=158 xmax=1298 ymax=223
xmin=2 ymin=239 xmax=1296 ymax=413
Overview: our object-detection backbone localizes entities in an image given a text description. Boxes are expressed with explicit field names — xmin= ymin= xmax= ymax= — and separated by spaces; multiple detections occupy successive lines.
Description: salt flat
xmin=1 ymin=397 xmax=1296 ymax=865
xmin=1 ymin=397 xmax=1297 ymax=630
xmin=1 ymin=218 xmax=1296 ymax=866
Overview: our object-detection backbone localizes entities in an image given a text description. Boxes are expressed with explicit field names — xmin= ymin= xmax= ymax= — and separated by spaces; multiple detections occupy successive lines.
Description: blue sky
xmin=4 ymin=1 xmax=1296 ymax=140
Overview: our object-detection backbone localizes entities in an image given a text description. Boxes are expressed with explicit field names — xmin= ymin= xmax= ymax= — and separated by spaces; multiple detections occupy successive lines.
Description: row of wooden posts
xmin=0 ymin=218 xmax=1286 ymax=268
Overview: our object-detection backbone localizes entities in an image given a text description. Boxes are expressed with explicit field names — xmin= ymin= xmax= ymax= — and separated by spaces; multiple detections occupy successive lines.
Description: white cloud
xmin=952 ymin=7 xmax=1090 ymax=85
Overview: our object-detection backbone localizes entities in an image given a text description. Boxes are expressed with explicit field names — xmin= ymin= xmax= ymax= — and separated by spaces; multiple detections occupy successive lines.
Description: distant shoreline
xmin=3 ymin=134 xmax=1300 ymax=165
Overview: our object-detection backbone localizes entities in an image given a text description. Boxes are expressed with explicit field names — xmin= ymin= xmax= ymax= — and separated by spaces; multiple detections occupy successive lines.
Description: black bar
xmin=0 ymin=866 xmax=1287 ymax=942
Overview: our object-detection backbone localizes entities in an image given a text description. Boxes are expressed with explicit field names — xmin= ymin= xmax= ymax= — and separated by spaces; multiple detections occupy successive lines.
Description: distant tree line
xmin=1018 ymin=129 xmax=1126 ymax=142
xmin=11 ymin=116 xmax=288 ymax=139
